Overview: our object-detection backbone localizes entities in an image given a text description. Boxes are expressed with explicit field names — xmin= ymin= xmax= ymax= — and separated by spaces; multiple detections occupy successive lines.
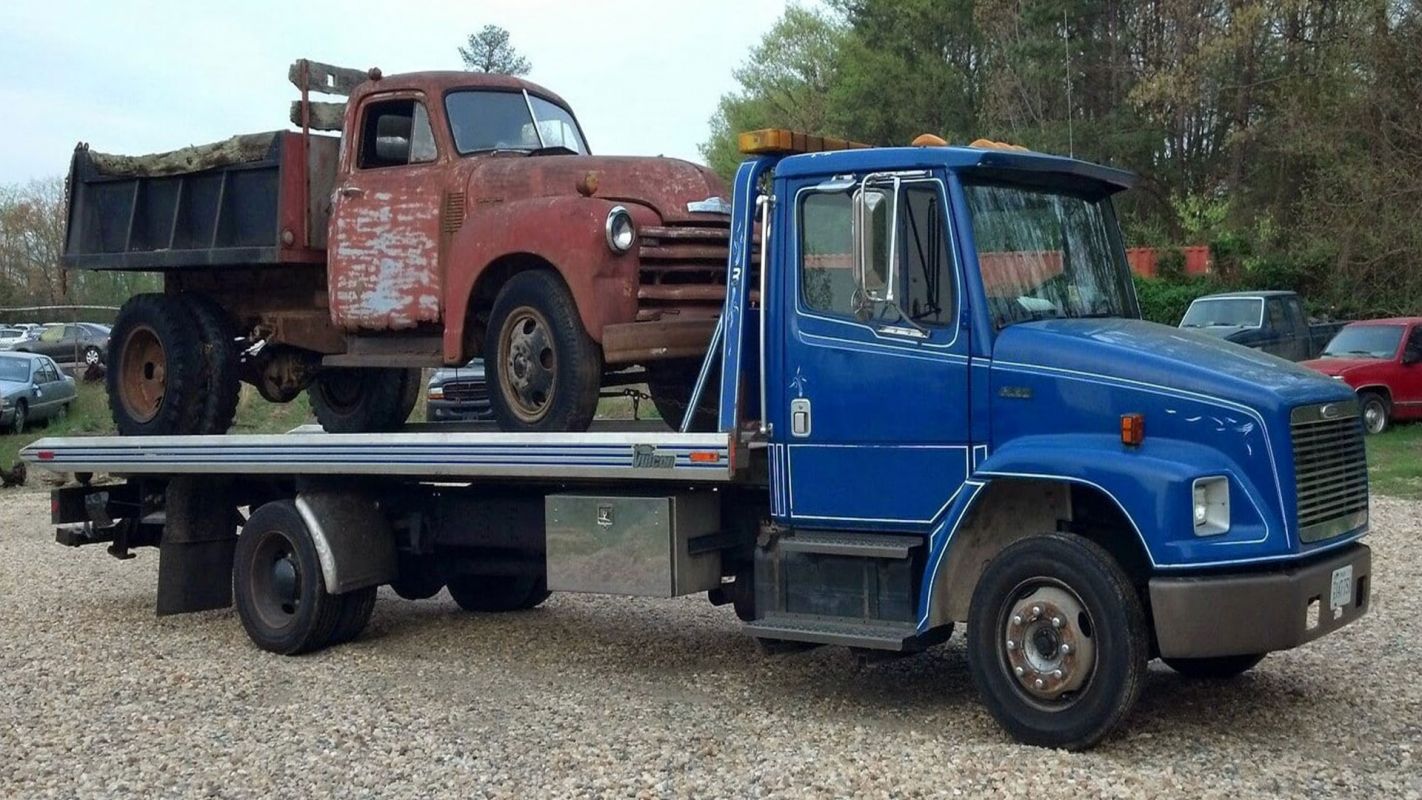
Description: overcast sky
xmin=0 ymin=0 xmax=803 ymax=185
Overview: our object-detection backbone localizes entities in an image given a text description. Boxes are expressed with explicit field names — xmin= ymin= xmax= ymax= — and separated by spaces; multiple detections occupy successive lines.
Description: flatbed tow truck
xmin=25 ymin=131 xmax=1373 ymax=750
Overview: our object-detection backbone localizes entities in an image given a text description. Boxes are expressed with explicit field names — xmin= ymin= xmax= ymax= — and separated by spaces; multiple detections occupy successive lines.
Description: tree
xmin=458 ymin=25 xmax=532 ymax=76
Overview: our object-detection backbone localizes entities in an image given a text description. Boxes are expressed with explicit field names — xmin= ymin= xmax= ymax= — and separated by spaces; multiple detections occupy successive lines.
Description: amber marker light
xmin=1120 ymin=414 xmax=1145 ymax=447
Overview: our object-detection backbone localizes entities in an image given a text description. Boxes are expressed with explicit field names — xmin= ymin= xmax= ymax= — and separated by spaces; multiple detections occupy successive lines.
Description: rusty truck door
xmin=329 ymin=94 xmax=444 ymax=330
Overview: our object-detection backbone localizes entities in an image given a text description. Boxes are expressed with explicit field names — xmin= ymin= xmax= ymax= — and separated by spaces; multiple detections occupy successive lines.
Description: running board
xmin=744 ymin=614 xmax=922 ymax=651
xmin=778 ymin=532 xmax=922 ymax=559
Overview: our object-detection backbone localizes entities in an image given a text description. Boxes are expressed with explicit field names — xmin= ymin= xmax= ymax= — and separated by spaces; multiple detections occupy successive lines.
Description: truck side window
xmin=358 ymin=100 xmax=437 ymax=169
xmin=799 ymin=183 xmax=955 ymax=327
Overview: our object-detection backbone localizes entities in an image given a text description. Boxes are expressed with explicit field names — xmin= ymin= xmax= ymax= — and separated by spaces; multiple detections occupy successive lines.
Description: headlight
xmin=605 ymin=206 xmax=635 ymax=253
xmin=427 ymin=385 xmax=444 ymax=401
xmin=1192 ymin=476 xmax=1230 ymax=536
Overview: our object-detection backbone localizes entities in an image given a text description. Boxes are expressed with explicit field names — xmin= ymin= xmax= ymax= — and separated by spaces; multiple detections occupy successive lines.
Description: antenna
xmin=1064 ymin=10 xmax=1074 ymax=158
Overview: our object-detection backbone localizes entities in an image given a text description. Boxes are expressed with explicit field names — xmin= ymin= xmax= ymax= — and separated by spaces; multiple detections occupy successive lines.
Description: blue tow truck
xmin=26 ymin=131 xmax=1372 ymax=750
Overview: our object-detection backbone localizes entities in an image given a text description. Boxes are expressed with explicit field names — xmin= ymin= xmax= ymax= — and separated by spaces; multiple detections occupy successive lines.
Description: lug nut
xmin=1030 ymin=605 xmax=1042 ymax=618
xmin=1051 ymin=616 xmax=1063 ymax=628
xmin=1006 ymin=640 xmax=1017 ymax=651
xmin=1014 ymin=666 xmax=1025 ymax=676
xmin=1034 ymin=678 xmax=1044 ymax=689
xmin=1060 ymin=643 xmax=1072 ymax=655
xmin=1012 ymin=614 xmax=1022 ymax=626
xmin=1053 ymin=669 xmax=1063 ymax=679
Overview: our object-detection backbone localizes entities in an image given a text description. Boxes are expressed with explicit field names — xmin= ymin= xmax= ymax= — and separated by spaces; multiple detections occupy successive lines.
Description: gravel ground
xmin=1 ymin=487 xmax=1419 ymax=799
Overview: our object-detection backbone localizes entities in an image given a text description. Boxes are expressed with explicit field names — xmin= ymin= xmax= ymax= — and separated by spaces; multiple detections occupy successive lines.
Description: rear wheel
xmin=107 ymin=293 xmax=204 ymax=435
xmin=309 ymin=367 xmax=420 ymax=433
xmin=486 ymin=270 xmax=601 ymax=432
xmin=1163 ymin=653 xmax=1265 ymax=679
xmin=180 ymin=293 xmax=241 ymax=435
xmin=446 ymin=574 xmax=550 ymax=612
xmin=646 ymin=361 xmax=718 ymax=432
xmin=966 ymin=533 xmax=1148 ymax=751
xmin=1360 ymin=392 xmax=1390 ymax=435
xmin=82 ymin=345 xmax=102 ymax=366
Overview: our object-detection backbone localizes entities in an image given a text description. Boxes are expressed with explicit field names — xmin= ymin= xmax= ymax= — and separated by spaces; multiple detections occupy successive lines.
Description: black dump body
xmin=63 ymin=132 xmax=338 ymax=271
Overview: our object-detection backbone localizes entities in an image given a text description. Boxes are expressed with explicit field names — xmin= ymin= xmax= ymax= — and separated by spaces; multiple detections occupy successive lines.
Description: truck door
xmin=771 ymin=174 xmax=972 ymax=532
xmin=329 ymin=95 xmax=444 ymax=331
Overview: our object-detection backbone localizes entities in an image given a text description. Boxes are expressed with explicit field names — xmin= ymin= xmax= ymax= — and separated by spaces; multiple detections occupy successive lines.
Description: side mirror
xmin=1403 ymin=347 xmax=1422 ymax=365
xmin=851 ymin=178 xmax=900 ymax=310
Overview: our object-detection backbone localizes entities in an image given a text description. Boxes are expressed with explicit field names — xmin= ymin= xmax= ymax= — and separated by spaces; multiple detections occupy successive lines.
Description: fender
xmin=442 ymin=195 xmax=645 ymax=362
xmin=916 ymin=433 xmax=1282 ymax=630
xmin=294 ymin=492 xmax=397 ymax=594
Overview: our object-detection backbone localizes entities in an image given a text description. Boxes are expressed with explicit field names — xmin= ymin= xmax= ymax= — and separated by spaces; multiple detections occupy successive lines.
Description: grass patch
xmin=1366 ymin=423 xmax=1422 ymax=500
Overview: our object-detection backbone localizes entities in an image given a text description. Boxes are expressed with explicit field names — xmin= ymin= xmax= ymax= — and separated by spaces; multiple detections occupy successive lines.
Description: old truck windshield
xmin=1180 ymin=298 xmax=1263 ymax=328
xmin=963 ymin=183 xmax=1135 ymax=329
xmin=445 ymin=90 xmax=589 ymax=155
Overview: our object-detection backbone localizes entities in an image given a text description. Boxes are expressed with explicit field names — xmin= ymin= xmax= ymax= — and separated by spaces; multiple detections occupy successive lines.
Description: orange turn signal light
xmin=1120 ymin=414 xmax=1145 ymax=447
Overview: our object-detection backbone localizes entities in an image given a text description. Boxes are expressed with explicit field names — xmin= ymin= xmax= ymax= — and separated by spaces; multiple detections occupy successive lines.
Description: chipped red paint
xmin=326 ymin=70 xmax=733 ymax=364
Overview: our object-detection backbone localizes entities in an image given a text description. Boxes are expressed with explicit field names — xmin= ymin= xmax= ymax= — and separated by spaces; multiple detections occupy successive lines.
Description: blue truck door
xmin=771 ymin=174 xmax=972 ymax=531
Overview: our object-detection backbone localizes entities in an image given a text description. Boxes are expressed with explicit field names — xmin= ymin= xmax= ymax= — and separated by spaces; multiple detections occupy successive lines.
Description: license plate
xmin=1330 ymin=565 xmax=1353 ymax=613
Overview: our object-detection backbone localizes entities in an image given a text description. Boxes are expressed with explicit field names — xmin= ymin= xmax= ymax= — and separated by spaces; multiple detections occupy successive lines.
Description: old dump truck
xmin=63 ymin=60 xmax=731 ymax=435
xmin=30 ymin=132 xmax=1372 ymax=750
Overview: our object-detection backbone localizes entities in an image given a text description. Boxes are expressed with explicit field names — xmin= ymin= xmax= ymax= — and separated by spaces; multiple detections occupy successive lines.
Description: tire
xmin=646 ymin=361 xmax=718 ymax=432
xmin=966 ymin=533 xmax=1148 ymax=751
xmin=180 ymin=293 xmax=241 ymax=435
xmin=308 ymin=367 xmax=418 ymax=433
xmin=395 ymin=367 xmax=422 ymax=424
xmin=328 ymin=586 xmax=378 ymax=645
xmin=485 ymin=270 xmax=601 ymax=432
xmin=82 ymin=345 xmax=102 ymax=366
xmin=446 ymin=574 xmax=550 ymax=612
xmin=107 ymin=293 xmax=204 ymax=436
xmin=1360 ymin=392 xmax=1390 ymax=435
xmin=233 ymin=500 xmax=346 ymax=654
xmin=11 ymin=400 xmax=26 ymax=434
xmin=1163 ymin=653 xmax=1265 ymax=679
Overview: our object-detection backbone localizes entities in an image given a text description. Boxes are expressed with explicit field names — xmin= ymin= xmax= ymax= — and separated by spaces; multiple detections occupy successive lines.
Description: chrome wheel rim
xmin=1363 ymin=402 xmax=1385 ymax=434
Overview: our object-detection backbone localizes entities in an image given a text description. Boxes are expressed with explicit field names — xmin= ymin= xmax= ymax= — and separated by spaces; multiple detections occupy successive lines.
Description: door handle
xmin=338 ymin=187 xmax=365 ymax=198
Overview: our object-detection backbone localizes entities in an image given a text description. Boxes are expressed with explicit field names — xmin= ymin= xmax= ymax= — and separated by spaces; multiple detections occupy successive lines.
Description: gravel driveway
xmin=1 ymin=487 xmax=1418 ymax=799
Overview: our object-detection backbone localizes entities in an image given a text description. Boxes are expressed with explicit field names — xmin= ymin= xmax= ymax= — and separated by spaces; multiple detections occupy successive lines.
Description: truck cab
xmin=1180 ymin=290 xmax=1335 ymax=361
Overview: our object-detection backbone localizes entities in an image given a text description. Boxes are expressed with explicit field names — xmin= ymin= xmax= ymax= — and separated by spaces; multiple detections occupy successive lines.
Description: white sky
xmin=0 ymin=0 xmax=802 ymax=185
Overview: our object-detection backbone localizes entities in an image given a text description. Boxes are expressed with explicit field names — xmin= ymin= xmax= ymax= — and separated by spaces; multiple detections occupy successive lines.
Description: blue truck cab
xmin=28 ymin=132 xmax=1372 ymax=752
xmin=702 ymin=133 xmax=1372 ymax=747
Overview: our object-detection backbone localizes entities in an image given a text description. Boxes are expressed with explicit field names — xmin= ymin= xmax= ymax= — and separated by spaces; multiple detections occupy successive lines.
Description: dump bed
xmin=63 ymin=131 xmax=338 ymax=270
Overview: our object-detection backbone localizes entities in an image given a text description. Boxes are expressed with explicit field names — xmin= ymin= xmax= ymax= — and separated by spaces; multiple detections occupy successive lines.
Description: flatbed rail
xmin=21 ymin=428 xmax=737 ymax=482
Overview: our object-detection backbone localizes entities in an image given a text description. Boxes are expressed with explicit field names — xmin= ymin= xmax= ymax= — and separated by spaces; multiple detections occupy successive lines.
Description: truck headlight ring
xmin=1192 ymin=476 xmax=1230 ymax=536
xmin=605 ymin=206 xmax=635 ymax=253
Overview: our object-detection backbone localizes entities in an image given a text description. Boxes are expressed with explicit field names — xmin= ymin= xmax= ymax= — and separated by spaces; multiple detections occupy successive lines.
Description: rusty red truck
xmin=62 ymin=60 xmax=731 ymax=435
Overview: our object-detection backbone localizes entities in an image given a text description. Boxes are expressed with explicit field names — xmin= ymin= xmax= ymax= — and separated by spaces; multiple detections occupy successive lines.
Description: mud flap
xmin=156 ymin=477 xmax=241 ymax=616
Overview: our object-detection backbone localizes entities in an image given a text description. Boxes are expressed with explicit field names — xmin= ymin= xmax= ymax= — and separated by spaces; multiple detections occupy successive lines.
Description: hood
xmin=0 ymin=378 xmax=30 ymax=393
xmin=1299 ymin=356 xmax=1381 ymax=377
xmin=467 ymin=155 xmax=729 ymax=224
xmin=994 ymin=318 xmax=1355 ymax=413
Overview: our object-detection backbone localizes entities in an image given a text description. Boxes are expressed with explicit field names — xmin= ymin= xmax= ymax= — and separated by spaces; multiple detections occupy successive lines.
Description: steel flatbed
xmin=22 ymin=423 xmax=740 ymax=483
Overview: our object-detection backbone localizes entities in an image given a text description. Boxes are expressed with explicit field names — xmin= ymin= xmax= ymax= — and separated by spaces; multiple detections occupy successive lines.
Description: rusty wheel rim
xmin=118 ymin=324 xmax=167 ymax=423
xmin=999 ymin=579 xmax=1097 ymax=710
xmin=497 ymin=306 xmax=557 ymax=423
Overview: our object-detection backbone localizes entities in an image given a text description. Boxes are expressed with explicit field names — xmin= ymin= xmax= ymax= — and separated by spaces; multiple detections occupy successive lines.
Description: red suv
xmin=1302 ymin=317 xmax=1422 ymax=433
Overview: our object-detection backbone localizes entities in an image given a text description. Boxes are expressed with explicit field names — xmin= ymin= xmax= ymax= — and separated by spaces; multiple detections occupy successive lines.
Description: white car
xmin=0 ymin=327 xmax=31 ymax=349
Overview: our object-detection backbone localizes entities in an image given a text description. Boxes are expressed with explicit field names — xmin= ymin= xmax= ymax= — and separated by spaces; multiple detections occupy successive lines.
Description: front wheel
xmin=82 ymin=345 xmax=102 ymax=366
xmin=1360 ymin=392 xmax=1390 ymax=435
xmin=485 ymin=270 xmax=601 ymax=432
xmin=11 ymin=400 xmax=26 ymax=434
xmin=1163 ymin=653 xmax=1265 ymax=679
xmin=966 ymin=533 xmax=1148 ymax=751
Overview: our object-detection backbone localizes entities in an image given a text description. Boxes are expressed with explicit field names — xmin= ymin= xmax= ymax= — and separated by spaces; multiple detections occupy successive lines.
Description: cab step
xmin=744 ymin=614 xmax=921 ymax=651
xmin=778 ymin=531 xmax=922 ymax=559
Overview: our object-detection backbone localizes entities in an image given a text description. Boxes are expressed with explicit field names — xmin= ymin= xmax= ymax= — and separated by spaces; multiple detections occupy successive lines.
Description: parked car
xmin=1179 ymin=290 xmax=1343 ymax=361
xmin=0 ymin=327 xmax=30 ymax=348
xmin=425 ymin=361 xmax=492 ymax=422
xmin=10 ymin=323 xmax=109 ymax=365
xmin=1301 ymin=317 xmax=1422 ymax=434
xmin=0 ymin=352 xmax=77 ymax=433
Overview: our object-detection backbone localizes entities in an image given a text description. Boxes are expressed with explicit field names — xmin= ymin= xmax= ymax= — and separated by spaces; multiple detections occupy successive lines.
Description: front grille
xmin=442 ymin=380 xmax=488 ymax=404
xmin=636 ymin=219 xmax=758 ymax=319
xmin=1290 ymin=400 xmax=1369 ymax=543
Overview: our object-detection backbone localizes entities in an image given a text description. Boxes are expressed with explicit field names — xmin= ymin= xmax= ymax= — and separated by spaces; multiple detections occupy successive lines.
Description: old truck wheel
xmin=1163 ymin=653 xmax=1265 ymax=679
xmin=180 ymin=293 xmax=241 ymax=434
xmin=646 ymin=361 xmax=719 ymax=432
xmin=446 ymin=575 xmax=550 ymax=612
xmin=1360 ymin=392 xmax=1390 ymax=435
xmin=966 ymin=533 xmax=1148 ymax=751
xmin=234 ymin=500 xmax=346 ymax=654
xmin=486 ymin=271 xmax=601 ymax=432
xmin=107 ymin=293 xmax=203 ymax=435
xmin=309 ymin=367 xmax=418 ymax=433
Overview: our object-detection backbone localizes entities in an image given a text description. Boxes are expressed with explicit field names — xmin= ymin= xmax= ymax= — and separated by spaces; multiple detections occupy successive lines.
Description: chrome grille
xmin=442 ymin=380 xmax=488 ymax=404
xmin=1290 ymin=400 xmax=1369 ymax=543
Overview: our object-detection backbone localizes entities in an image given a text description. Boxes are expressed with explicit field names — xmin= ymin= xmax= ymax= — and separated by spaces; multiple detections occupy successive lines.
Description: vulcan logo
xmin=632 ymin=444 xmax=675 ymax=469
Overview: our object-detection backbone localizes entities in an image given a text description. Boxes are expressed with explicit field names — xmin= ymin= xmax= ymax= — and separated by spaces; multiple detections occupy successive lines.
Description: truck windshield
xmin=1322 ymin=325 xmax=1404 ymax=359
xmin=445 ymin=90 xmax=589 ymax=155
xmin=1180 ymin=298 xmax=1263 ymax=329
xmin=963 ymin=183 xmax=1135 ymax=329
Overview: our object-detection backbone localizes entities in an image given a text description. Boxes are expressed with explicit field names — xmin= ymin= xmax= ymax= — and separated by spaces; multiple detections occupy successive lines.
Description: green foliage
xmin=458 ymin=25 xmax=531 ymax=76
xmin=1133 ymin=275 xmax=1222 ymax=326
xmin=1155 ymin=248 xmax=1187 ymax=283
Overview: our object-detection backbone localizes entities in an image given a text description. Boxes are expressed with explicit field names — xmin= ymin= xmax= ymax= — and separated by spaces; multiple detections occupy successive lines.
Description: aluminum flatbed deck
xmin=22 ymin=423 xmax=739 ymax=483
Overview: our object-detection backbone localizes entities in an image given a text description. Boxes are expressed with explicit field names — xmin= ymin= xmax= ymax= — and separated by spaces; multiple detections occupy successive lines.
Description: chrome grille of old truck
xmin=1290 ymin=400 xmax=1369 ymax=543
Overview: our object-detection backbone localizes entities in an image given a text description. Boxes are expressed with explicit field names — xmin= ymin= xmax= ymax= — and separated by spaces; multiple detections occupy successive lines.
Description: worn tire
xmin=1360 ymin=391 xmax=1390 ymax=435
xmin=309 ymin=367 xmax=417 ymax=433
xmin=966 ymin=533 xmax=1148 ymax=751
xmin=180 ymin=293 xmax=241 ymax=435
xmin=485 ymin=270 xmax=601 ymax=432
xmin=328 ymin=585 xmax=378 ymax=645
xmin=11 ymin=400 xmax=26 ymax=434
xmin=395 ymin=367 xmax=422 ymax=424
xmin=107 ymin=293 xmax=204 ymax=436
xmin=446 ymin=574 xmax=550 ymax=612
xmin=646 ymin=361 xmax=718 ymax=432
xmin=233 ymin=500 xmax=345 ymax=655
xmin=1163 ymin=653 xmax=1265 ymax=679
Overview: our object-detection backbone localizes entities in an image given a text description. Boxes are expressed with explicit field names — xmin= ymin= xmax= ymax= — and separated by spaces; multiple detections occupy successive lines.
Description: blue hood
xmin=993 ymin=318 xmax=1353 ymax=414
